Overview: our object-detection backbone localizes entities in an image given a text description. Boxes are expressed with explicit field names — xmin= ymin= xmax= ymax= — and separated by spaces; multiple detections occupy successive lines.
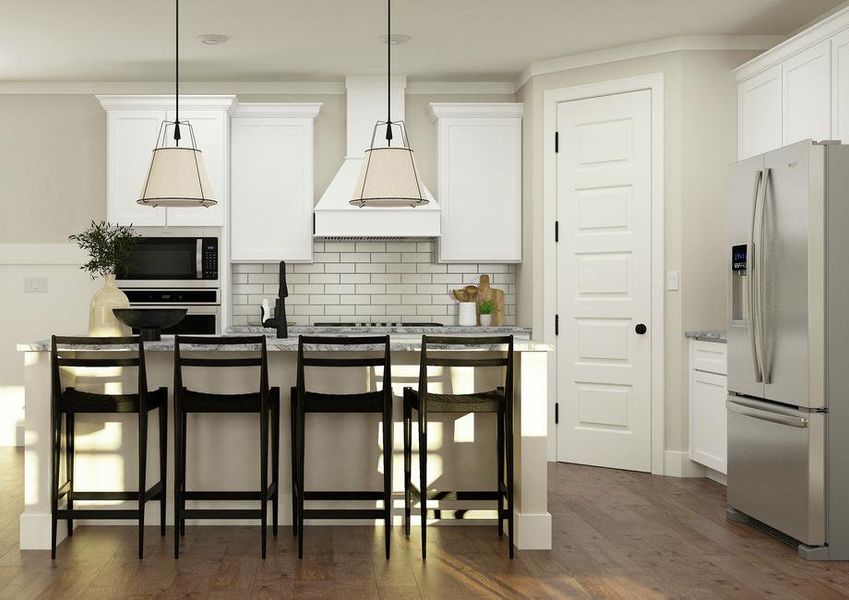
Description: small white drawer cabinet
xmin=688 ymin=338 xmax=728 ymax=474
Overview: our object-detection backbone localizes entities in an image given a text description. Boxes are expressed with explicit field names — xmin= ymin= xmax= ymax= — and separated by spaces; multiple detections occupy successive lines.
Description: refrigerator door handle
xmin=748 ymin=170 xmax=764 ymax=383
xmin=727 ymin=399 xmax=808 ymax=428
xmin=757 ymin=168 xmax=771 ymax=384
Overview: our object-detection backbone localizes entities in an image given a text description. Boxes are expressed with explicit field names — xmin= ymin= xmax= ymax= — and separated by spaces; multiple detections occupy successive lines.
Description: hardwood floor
xmin=2 ymin=447 xmax=849 ymax=599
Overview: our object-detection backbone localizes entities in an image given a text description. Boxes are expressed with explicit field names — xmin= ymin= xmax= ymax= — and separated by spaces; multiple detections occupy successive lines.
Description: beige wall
xmin=516 ymin=49 xmax=756 ymax=455
xmin=0 ymin=95 xmax=106 ymax=243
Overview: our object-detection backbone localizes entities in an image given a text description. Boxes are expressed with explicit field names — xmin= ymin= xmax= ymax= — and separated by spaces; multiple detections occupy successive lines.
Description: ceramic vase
xmin=88 ymin=274 xmax=131 ymax=336
xmin=458 ymin=302 xmax=477 ymax=326
xmin=479 ymin=314 xmax=493 ymax=327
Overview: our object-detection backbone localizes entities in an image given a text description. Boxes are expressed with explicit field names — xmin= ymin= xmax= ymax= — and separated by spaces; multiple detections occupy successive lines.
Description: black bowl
xmin=113 ymin=308 xmax=188 ymax=341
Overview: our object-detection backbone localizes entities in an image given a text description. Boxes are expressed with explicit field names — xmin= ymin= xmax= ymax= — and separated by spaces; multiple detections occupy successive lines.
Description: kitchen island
xmin=16 ymin=326 xmax=552 ymax=551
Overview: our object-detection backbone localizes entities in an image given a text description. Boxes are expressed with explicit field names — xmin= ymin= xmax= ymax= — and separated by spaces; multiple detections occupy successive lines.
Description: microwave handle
xmin=196 ymin=239 xmax=203 ymax=279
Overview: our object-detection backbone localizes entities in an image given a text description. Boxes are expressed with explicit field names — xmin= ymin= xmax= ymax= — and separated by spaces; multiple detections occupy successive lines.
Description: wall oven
xmin=121 ymin=288 xmax=220 ymax=336
xmin=117 ymin=236 xmax=218 ymax=288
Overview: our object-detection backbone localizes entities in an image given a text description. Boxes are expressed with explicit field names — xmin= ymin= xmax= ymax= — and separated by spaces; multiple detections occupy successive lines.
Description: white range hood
xmin=313 ymin=75 xmax=440 ymax=239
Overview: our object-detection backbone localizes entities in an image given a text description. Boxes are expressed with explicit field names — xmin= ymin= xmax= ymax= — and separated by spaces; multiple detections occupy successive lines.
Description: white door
xmin=556 ymin=90 xmax=653 ymax=472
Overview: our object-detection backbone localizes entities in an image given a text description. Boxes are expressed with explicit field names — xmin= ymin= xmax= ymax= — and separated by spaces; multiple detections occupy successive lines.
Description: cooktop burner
xmin=313 ymin=322 xmax=443 ymax=327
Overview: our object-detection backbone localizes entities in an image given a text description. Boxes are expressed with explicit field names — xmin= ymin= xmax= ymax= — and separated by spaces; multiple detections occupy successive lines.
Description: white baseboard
xmin=515 ymin=512 xmax=552 ymax=550
xmin=664 ymin=450 xmax=708 ymax=478
xmin=705 ymin=467 xmax=727 ymax=486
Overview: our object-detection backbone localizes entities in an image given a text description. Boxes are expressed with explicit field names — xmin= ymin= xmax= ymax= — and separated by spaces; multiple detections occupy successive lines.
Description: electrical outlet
xmin=24 ymin=276 xmax=48 ymax=293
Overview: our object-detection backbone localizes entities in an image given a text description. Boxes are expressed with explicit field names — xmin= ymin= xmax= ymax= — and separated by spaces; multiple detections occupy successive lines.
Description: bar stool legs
xmin=66 ymin=413 xmax=74 ymax=538
xmin=418 ymin=413 xmax=428 ymax=560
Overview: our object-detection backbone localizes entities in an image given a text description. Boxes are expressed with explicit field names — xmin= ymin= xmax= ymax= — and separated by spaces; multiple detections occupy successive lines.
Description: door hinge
xmin=555 ymin=220 xmax=559 ymax=242
xmin=555 ymin=314 xmax=559 ymax=336
xmin=555 ymin=402 xmax=559 ymax=424
xmin=554 ymin=131 xmax=559 ymax=153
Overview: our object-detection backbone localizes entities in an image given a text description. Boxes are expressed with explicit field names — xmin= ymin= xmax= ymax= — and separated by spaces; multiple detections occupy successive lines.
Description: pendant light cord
xmin=385 ymin=0 xmax=392 ymax=146
xmin=174 ymin=0 xmax=181 ymax=146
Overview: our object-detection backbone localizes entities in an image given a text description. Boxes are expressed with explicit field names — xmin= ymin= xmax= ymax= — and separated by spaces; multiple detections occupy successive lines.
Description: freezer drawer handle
xmin=727 ymin=401 xmax=808 ymax=428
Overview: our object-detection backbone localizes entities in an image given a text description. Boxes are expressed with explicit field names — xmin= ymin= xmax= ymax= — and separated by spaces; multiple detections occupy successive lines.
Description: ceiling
xmin=0 ymin=0 xmax=844 ymax=82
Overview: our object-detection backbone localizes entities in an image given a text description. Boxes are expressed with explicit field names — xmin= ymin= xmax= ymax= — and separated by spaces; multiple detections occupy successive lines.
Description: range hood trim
xmin=313 ymin=75 xmax=440 ymax=239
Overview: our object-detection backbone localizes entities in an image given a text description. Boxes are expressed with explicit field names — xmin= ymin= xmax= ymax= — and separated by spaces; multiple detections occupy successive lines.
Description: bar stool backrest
xmin=51 ymin=335 xmax=148 ymax=409
xmin=418 ymin=335 xmax=515 ymax=420
xmin=296 ymin=335 xmax=392 ymax=400
xmin=173 ymin=335 xmax=270 ymax=407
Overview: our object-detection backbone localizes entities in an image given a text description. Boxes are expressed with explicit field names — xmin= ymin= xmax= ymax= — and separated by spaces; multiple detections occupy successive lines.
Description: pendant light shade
xmin=138 ymin=123 xmax=215 ymax=208
xmin=138 ymin=0 xmax=216 ymax=209
xmin=351 ymin=123 xmax=428 ymax=208
xmin=350 ymin=0 xmax=428 ymax=208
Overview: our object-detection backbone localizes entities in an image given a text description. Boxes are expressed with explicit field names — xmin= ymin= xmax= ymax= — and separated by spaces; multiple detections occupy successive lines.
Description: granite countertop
xmin=684 ymin=330 xmax=727 ymax=343
xmin=18 ymin=326 xmax=551 ymax=353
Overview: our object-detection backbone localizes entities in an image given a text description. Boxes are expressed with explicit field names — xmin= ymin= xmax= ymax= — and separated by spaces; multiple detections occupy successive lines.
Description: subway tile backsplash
xmin=231 ymin=240 xmax=516 ymax=326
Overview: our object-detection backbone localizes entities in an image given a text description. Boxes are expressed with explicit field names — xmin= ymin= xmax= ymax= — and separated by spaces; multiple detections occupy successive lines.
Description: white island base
xmin=18 ymin=333 xmax=552 ymax=552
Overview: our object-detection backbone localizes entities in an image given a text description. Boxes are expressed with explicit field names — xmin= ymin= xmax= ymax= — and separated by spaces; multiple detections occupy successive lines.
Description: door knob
xmin=635 ymin=323 xmax=647 ymax=335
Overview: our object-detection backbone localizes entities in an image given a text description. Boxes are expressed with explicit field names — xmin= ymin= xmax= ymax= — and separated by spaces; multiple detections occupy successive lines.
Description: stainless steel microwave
xmin=117 ymin=237 xmax=218 ymax=284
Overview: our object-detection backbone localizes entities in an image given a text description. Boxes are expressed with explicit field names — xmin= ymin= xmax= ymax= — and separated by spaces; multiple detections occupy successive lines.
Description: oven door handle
xmin=196 ymin=239 xmax=203 ymax=279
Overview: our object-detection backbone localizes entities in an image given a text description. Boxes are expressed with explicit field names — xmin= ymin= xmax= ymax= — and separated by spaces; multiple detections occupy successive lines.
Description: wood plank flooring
xmin=2 ymin=446 xmax=849 ymax=598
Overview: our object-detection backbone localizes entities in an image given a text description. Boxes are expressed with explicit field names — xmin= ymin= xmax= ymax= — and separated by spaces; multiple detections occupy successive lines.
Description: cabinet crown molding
xmin=230 ymin=103 xmax=322 ymax=119
xmin=97 ymin=95 xmax=237 ymax=111
xmin=736 ymin=5 xmax=849 ymax=81
xmin=428 ymin=102 xmax=524 ymax=121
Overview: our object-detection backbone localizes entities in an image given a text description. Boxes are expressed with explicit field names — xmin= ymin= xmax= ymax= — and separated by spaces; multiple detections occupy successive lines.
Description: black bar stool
xmin=403 ymin=335 xmax=515 ymax=559
xmin=50 ymin=335 xmax=167 ymax=559
xmin=291 ymin=335 xmax=393 ymax=559
xmin=173 ymin=335 xmax=280 ymax=559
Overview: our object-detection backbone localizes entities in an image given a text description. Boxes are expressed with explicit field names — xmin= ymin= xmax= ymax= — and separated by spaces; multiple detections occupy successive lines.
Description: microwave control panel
xmin=202 ymin=238 xmax=218 ymax=280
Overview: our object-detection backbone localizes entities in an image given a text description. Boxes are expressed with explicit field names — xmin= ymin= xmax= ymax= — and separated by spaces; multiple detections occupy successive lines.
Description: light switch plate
xmin=666 ymin=270 xmax=679 ymax=291
xmin=24 ymin=276 xmax=48 ymax=293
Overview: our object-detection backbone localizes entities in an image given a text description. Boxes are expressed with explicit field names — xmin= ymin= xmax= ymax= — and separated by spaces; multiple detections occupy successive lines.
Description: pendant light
xmin=138 ymin=0 xmax=215 ymax=208
xmin=350 ymin=0 xmax=428 ymax=208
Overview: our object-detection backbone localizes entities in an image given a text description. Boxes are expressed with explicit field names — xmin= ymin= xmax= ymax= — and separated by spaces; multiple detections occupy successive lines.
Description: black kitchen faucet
xmin=262 ymin=261 xmax=288 ymax=338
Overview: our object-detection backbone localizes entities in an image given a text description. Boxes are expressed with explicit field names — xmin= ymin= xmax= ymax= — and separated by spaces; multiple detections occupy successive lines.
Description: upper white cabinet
xmin=783 ymin=41 xmax=831 ymax=146
xmin=430 ymin=103 xmax=523 ymax=263
xmin=230 ymin=104 xmax=321 ymax=262
xmin=98 ymin=96 xmax=235 ymax=227
xmin=736 ymin=7 xmax=849 ymax=159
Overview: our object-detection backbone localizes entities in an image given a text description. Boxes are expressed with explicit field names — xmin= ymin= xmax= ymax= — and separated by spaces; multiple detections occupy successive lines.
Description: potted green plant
xmin=69 ymin=221 xmax=139 ymax=336
xmin=478 ymin=299 xmax=495 ymax=327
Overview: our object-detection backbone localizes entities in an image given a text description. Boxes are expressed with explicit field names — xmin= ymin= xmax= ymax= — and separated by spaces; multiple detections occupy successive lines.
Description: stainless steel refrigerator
xmin=726 ymin=139 xmax=849 ymax=560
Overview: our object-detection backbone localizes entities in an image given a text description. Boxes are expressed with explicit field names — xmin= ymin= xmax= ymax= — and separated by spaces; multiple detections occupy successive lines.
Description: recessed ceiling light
xmin=199 ymin=33 xmax=229 ymax=45
xmin=379 ymin=33 xmax=410 ymax=45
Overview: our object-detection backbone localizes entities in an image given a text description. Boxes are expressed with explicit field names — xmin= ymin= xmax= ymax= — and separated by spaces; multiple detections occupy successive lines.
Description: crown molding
xmin=429 ymin=102 xmax=524 ymax=121
xmin=231 ymin=102 xmax=323 ymax=119
xmin=407 ymin=81 xmax=515 ymax=95
xmin=516 ymin=34 xmax=783 ymax=90
xmin=0 ymin=81 xmax=348 ymax=95
xmin=735 ymin=5 xmax=849 ymax=80
xmin=97 ymin=94 xmax=237 ymax=111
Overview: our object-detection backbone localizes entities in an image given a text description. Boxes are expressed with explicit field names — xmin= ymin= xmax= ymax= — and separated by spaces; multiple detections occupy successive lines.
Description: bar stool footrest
xmin=302 ymin=509 xmax=387 ymax=520
xmin=303 ymin=490 xmax=385 ymax=501
xmin=56 ymin=509 xmax=140 ymax=520
xmin=66 ymin=481 xmax=164 ymax=502
xmin=182 ymin=509 xmax=263 ymax=520
xmin=183 ymin=489 xmax=275 ymax=501
xmin=410 ymin=488 xmax=502 ymax=502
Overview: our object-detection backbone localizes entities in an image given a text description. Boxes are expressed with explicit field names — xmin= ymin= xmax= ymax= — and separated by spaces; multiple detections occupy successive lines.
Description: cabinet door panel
xmin=437 ymin=117 xmax=522 ymax=262
xmin=739 ymin=65 xmax=783 ymax=159
xmin=107 ymin=110 xmax=167 ymax=226
xmin=690 ymin=369 xmax=728 ymax=474
xmin=165 ymin=110 xmax=227 ymax=226
xmin=230 ymin=117 xmax=313 ymax=262
xmin=783 ymin=41 xmax=831 ymax=146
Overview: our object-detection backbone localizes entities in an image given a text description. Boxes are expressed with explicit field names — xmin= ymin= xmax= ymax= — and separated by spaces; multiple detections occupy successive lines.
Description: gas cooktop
xmin=313 ymin=322 xmax=443 ymax=327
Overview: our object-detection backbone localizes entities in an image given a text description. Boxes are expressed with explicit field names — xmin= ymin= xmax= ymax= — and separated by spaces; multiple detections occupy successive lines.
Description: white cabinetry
xmin=739 ymin=66 xmax=783 ymax=160
xmin=98 ymin=96 xmax=235 ymax=227
xmin=429 ymin=103 xmax=523 ymax=263
xmin=736 ymin=7 xmax=849 ymax=159
xmin=688 ymin=339 xmax=728 ymax=475
xmin=229 ymin=104 xmax=321 ymax=262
